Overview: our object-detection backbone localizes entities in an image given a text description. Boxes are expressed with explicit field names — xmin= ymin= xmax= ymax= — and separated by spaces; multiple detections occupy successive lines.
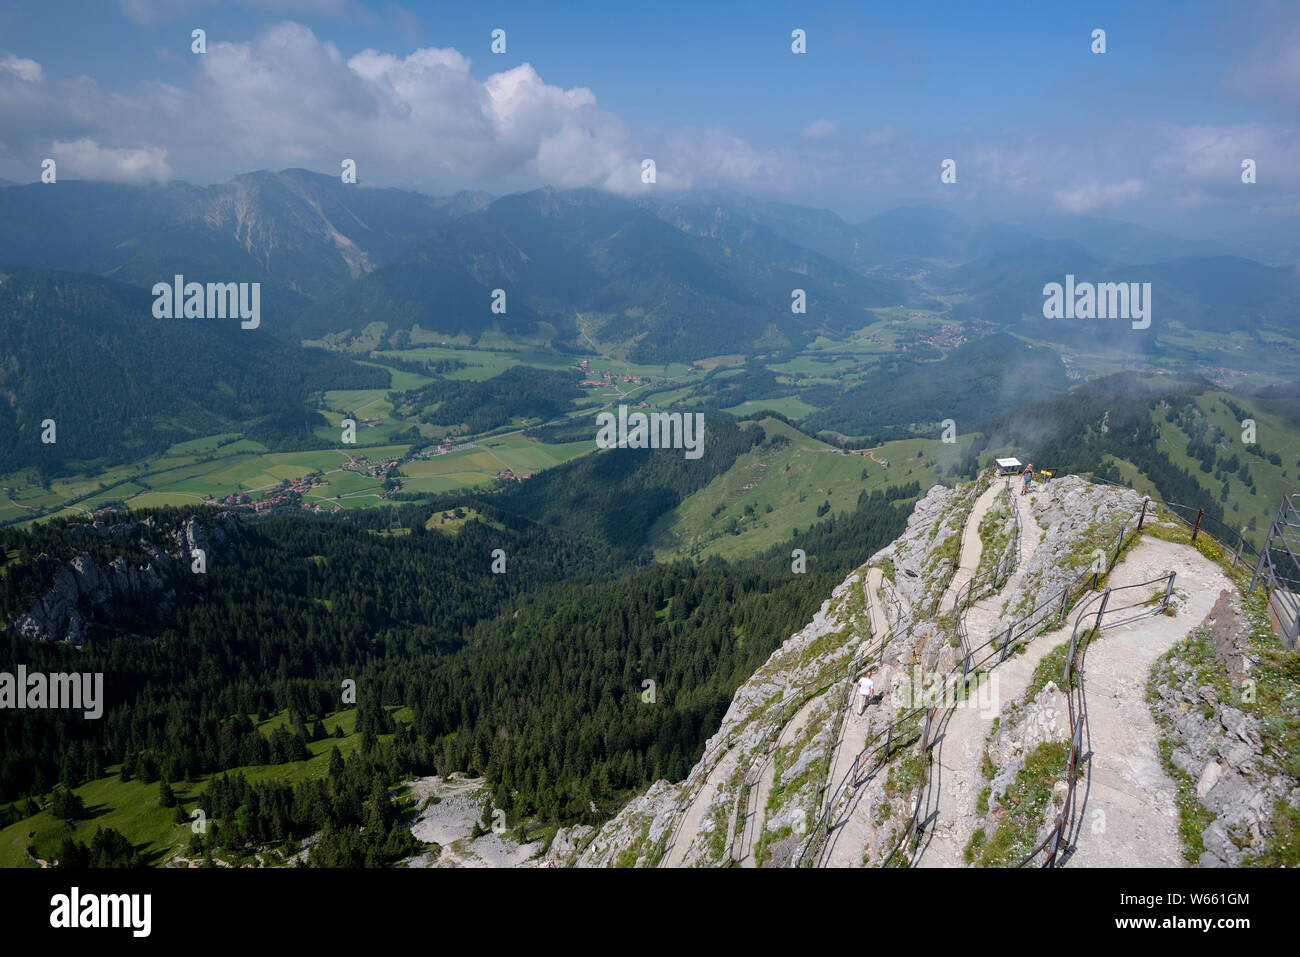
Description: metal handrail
xmin=809 ymin=497 xmax=1150 ymax=868
xmin=1250 ymin=493 xmax=1300 ymax=649
xmin=1017 ymin=571 xmax=1176 ymax=867
xmin=954 ymin=482 xmax=1022 ymax=654
xmin=728 ymin=576 xmax=902 ymax=864
xmin=791 ymin=612 xmax=920 ymax=868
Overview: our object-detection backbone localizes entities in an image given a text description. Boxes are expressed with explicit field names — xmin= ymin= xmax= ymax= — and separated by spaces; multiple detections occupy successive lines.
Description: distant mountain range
xmin=297 ymin=186 xmax=923 ymax=361
xmin=1 ymin=169 xmax=1297 ymax=361
xmin=0 ymin=265 xmax=385 ymax=472
xmin=937 ymin=239 xmax=1300 ymax=343
xmin=0 ymin=170 xmax=490 ymax=335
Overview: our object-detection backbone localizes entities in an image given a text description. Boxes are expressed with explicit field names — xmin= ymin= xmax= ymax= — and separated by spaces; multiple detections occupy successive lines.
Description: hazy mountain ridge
xmin=0 ymin=264 xmax=385 ymax=471
xmin=0 ymin=170 xmax=481 ymax=311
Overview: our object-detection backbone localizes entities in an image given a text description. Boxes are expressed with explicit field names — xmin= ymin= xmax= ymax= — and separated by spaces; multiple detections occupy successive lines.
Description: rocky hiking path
xmin=629 ymin=475 xmax=1224 ymax=870
xmin=819 ymin=490 xmax=1005 ymax=868
xmin=1067 ymin=537 xmax=1233 ymax=868
xmin=661 ymin=746 xmax=741 ymax=867
xmin=671 ymin=565 xmax=895 ymax=867
xmin=940 ymin=484 xmax=1004 ymax=614
xmin=916 ymin=488 xmax=1050 ymax=867
xmin=736 ymin=695 xmax=819 ymax=867
xmin=865 ymin=566 xmax=891 ymax=638
xmin=813 ymin=566 xmax=896 ymax=867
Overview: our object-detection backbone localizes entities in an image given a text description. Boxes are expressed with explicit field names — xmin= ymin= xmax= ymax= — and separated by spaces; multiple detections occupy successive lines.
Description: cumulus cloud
xmin=50 ymin=138 xmax=173 ymax=183
xmin=0 ymin=18 xmax=1295 ymax=235
xmin=0 ymin=22 xmax=783 ymax=197
xmin=0 ymin=54 xmax=42 ymax=83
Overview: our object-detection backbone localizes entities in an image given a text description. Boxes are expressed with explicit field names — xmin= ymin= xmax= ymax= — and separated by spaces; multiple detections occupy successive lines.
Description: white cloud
xmin=1052 ymin=179 xmax=1146 ymax=214
xmin=0 ymin=22 xmax=779 ymax=197
xmin=50 ymin=138 xmax=173 ymax=183
xmin=801 ymin=118 xmax=837 ymax=140
xmin=0 ymin=19 xmax=1295 ymax=235
xmin=0 ymin=53 xmax=42 ymax=83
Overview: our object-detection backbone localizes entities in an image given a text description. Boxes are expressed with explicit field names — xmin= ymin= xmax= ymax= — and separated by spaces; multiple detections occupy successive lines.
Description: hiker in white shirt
xmin=857 ymin=671 xmax=876 ymax=714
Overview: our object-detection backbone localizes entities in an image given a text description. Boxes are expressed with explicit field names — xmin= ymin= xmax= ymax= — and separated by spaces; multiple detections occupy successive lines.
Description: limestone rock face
xmin=573 ymin=780 xmax=680 ymax=868
xmin=992 ymin=476 xmax=1147 ymax=634
xmin=535 ymin=475 xmax=1280 ymax=870
xmin=5 ymin=511 xmax=244 ymax=643
xmin=1148 ymin=589 xmax=1294 ymax=867
xmin=560 ymin=480 xmax=991 ymax=868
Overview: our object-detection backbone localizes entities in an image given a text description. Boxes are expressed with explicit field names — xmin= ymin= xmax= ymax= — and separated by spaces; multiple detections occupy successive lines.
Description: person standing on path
xmin=1021 ymin=463 xmax=1035 ymax=495
xmin=857 ymin=671 xmax=876 ymax=715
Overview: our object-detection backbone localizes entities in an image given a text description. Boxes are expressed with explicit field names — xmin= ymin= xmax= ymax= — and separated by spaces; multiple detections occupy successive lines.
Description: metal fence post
xmin=1248 ymin=542 xmax=1268 ymax=596
xmin=1058 ymin=586 xmax=1069 ymax=621
xmin=1163 ymin=571 xmax=1176 ymax=608
xmin=1095 ymin=588 xmax=1111 ymax=628
xmin=1192 ymin=507 xmax=1204 ymax=543
xmin=1232 ymin=533 xmax=1246 ymax=569
xmin=1137 ymin=498 xmax=1148 ymax=531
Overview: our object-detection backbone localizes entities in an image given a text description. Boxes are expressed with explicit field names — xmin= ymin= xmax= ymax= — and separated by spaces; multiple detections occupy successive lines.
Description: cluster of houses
xmin=844 ymin=448 xmax=890 ymax=468
xmin=302 ymin=500 xmax=345 ymax=514
xmin=496 ymin=468 xmax=537 ymax=482
xmin=342 ymin=455 xmax=400 ymax=480
xmin=204 ymin=474 xmax=339 ymax=514
xmin=412 ymin=441 xmax=475 ymax=460
xmin=578 ymin=366 xmax=647 ymax=387
xmin=897 ymin=324 xmax=969 ymax=351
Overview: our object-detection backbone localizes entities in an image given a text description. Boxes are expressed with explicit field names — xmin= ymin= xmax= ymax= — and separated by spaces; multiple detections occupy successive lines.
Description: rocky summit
xmin=498 ymin=472 xmax=1297 ymax=868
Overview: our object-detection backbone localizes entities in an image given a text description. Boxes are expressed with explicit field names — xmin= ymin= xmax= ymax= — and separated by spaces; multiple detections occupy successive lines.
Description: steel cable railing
xmin=686 ymin=472 xmax=1172 ymax=867
xmin=954 ymin=482 xmax=1022 ymax=663
xmin=727 ymin=573 xmax=904 ymax=864
xmin=1016 ymin=571 xmax=1176 ymax=868
xmin=806 ymin=484 xmax=1151 ymax=868
xmin=1088 ymin=476 xmax=1295 ymax=647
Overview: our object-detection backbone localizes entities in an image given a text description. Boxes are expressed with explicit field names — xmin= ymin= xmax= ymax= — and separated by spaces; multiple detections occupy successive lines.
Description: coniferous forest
xmin=0 ymin=421 xmax=921 ymax=865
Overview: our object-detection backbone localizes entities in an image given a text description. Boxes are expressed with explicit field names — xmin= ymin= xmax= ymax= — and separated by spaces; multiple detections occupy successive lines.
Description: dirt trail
xmin=822 ymin=482 xmax=1043 ymax=866
xmin=917 ymin=490 xmax=1046 ymax=866
xmin=661 ymin=746 xmax=741 ymax=867
xmin=940 ymin=484 xmax=1004 ymax=613
xmin=1066 ymin=537 xmax=1233 ymax=868
xmin=916 ymin=605 xmax=1073 ymax=866
xmin=736 ymin=696 xmax=819 ymax=867
xmin=962 ymin=486 xmax=1041 ymax=640
xmin=815 ymin=565 xmax=898 ymax=867
xmin=865 ymin=566 xmax=890 ymax=637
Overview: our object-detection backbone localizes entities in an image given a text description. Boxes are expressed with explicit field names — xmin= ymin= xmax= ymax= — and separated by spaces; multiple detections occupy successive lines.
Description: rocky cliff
xmin=543 ymin=472 xmax=1292 ymax=868
xmin=5 ymin=511 xmax=244 ymax=644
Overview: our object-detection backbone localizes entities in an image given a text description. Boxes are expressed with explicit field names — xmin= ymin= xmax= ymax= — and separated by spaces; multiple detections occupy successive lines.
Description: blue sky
xmin=1 ymin=0 xmax=1296 ymax=238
